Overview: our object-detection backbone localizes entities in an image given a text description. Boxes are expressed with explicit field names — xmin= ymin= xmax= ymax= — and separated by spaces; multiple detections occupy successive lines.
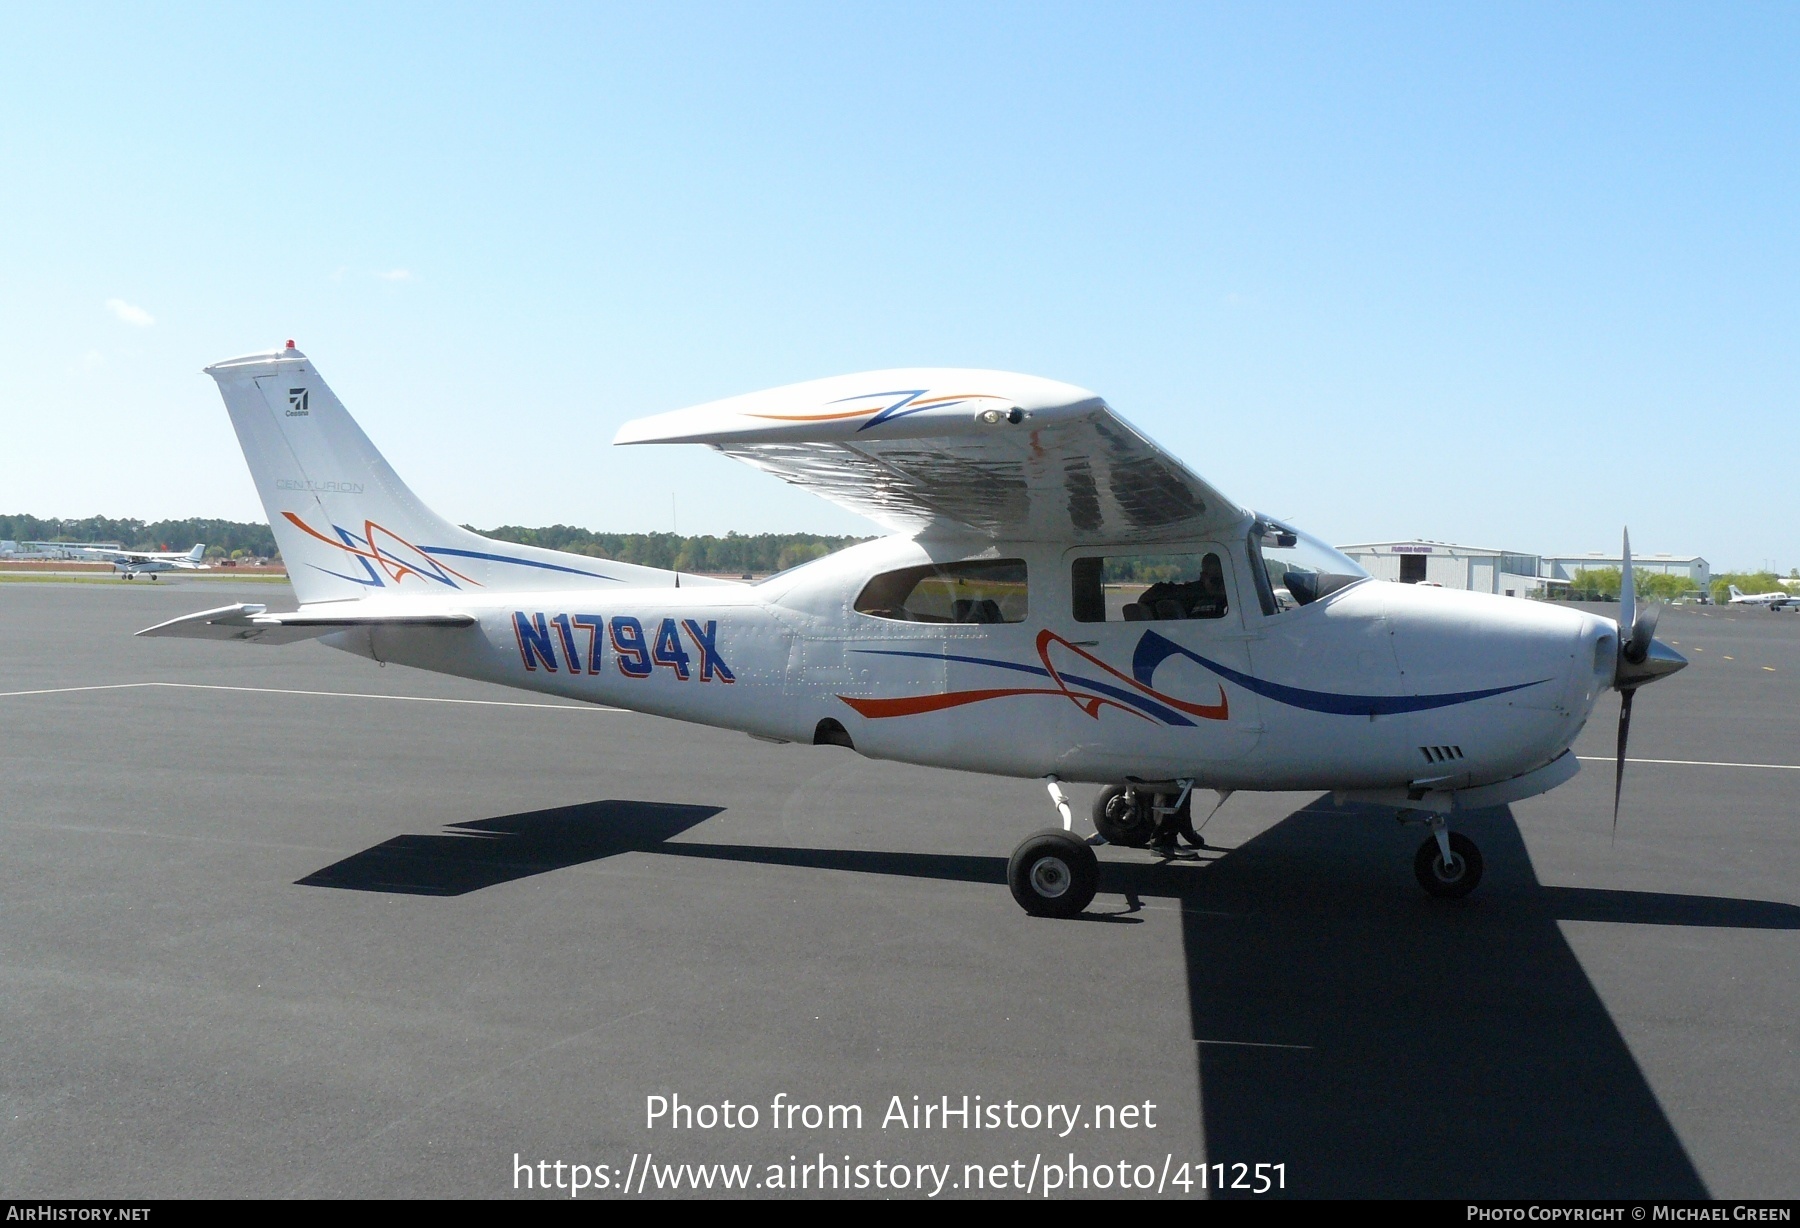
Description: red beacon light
xmin=285 ymin=339 xmax=296 ymax=350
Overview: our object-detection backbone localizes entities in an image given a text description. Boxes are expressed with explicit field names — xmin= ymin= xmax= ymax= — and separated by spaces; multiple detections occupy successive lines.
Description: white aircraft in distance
xmin=47 ymin=541 xmax=210 ymax=579
xmin=1727 ymin=583 xmax=1799 ymax=611
xmin=142 ymin=343 xmax=1687 ymax=916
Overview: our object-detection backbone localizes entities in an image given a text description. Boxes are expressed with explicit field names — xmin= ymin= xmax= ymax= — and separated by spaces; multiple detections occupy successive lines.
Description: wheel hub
xmin=1030 ymin=856 xmax=1071 ymax=898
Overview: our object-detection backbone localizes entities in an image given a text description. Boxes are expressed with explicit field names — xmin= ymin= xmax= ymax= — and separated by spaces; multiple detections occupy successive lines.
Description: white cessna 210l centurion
xmin=144 ymin=344 xmax=1686 ymax=917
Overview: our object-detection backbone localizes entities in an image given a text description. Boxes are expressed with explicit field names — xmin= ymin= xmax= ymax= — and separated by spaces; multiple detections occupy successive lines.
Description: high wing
xmin=614 ymin=369 xmax=1247 ymax=543
xmin=39 ymin=543 xmax=206 ymax=566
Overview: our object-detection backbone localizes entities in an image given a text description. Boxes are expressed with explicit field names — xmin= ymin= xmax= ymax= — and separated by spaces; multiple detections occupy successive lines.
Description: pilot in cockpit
xmin=1126 ymin=552 xmax=1228 ymax=621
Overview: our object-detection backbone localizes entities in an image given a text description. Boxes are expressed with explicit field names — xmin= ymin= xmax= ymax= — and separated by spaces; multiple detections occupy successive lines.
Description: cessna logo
xmin=286 ymin=388 xmax=310 ymax=417
xmin=275 ymin=478 xmax=365 ymax=495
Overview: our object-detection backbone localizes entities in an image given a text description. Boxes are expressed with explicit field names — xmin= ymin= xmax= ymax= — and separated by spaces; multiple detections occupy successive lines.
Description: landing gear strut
xmin=1411 ymin=815 xmax=1484 ymax=899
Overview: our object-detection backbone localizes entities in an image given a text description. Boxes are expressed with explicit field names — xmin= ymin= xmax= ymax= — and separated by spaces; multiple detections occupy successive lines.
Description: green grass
xmin=0 ymin=572 xmax=291 ymax=585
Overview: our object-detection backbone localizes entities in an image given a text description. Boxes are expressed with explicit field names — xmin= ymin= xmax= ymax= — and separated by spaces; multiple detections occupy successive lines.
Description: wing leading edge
xmin=614 ymin=369 xmax=1246 ymax=543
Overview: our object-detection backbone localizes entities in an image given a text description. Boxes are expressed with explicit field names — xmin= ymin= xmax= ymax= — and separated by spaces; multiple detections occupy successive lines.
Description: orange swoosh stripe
xmin=747 ymin=408 xmax=880 ymax=422
xmin=839 ymin=688 xmax=1060 ymax=718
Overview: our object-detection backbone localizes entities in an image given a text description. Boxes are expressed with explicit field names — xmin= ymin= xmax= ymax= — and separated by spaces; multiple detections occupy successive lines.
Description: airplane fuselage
xmin=326 ymin=534 xmax=1616 ymax=797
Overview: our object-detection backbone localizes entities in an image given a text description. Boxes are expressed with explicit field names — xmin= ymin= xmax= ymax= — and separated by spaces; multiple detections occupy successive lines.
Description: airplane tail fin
xmin=205 ymin=345 xmax=690 ymax=604
xmin=1729 ymin=584 xmax=1745 ymax=598
xmin=186 ymin=544 xmax=206 ymax=563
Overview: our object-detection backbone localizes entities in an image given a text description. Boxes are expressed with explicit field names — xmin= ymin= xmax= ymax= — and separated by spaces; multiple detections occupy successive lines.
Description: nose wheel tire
xmin=1009 ymin=829 xmax=1099 ymax=917
xmin=1092 ymin=786 xmax=1156 ymax=847
xmin=1414 ymin=831 xmax=1484 ymax=899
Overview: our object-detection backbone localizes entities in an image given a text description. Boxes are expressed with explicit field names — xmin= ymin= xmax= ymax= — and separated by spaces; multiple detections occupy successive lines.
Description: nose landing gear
xmin=1410 ymin=814 xmax=1484 ymax=899
xmin=1090 ymin=782 xmax=1204 ymax=851
xmin=1091 ymin=785 xmax=1157 ymax=847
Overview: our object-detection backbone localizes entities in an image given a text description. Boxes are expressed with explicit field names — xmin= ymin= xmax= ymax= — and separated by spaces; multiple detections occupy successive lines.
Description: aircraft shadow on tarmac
xmin=295 ymin=800 xmax=724 ymax=896
xmin=301 ymin=795 xmax=1800 ymax=1198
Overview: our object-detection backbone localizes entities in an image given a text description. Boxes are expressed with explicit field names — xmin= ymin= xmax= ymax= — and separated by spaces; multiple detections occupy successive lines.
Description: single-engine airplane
xmin=85 ymin=540 xmax=207 ymax=579
xmin=142 ymin=343 xmax=1687 ymax=916
xmin=1727 ymin=583 xmax=1798 ymax=611
xmin=28 ymin=536 xmax=210 ymax=576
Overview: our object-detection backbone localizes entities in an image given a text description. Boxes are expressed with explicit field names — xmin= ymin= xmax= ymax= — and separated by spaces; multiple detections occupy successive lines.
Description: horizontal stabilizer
xmin=137 ymin=603 xmax=476 ymax=645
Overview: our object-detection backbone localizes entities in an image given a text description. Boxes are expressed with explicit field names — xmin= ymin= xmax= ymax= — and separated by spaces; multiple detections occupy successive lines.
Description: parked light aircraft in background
xmin=142 ymin=343 xmax=1687 ymax=916
xmin=1727 ymin=584 xmax=1798 ymax=611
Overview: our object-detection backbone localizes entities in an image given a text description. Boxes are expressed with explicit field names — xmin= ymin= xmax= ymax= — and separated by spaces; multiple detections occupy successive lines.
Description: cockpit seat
xmin=952 ymin=598 xmax=1003 ymax=624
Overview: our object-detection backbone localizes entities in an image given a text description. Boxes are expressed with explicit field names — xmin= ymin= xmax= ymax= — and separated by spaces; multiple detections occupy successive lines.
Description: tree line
xmin=469 ymin=525 xmax=870 ymax=574
xmin=1564 ymin=566 xmax=1800 ymax=605
xmin=0 ymin=515 xmax=279 ymax=558
xmin=1 ymin=514 xmax=870 ymax=575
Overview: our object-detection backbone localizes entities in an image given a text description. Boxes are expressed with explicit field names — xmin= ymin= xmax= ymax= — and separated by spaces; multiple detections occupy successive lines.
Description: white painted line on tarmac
xmin=0 ymin=680 xmax=625 ymax=712
xmin=1577 ymin=755 xmax=1800 ymax=771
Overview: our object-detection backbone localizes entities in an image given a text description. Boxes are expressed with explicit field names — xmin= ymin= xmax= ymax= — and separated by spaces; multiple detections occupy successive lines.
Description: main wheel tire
xmin=1091 ymin=786 xmax=1156 ymax=847
xmin=1008 ymin=828 xmax=1099 ymax=917
xmin=1414 ymin=831 xmax=1484 ymax=899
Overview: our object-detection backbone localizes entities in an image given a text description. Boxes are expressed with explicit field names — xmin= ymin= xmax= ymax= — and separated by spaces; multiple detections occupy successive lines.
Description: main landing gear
xmin=1408 ymin=814 xmax=1485 ymax=899
xmin=1007 ymin=829 xmax=1099 ymax=918
xmin=1009 ymin=781 xmax=1100 ymax=917
xmin=1009 ymin=780 xmax=1210 ymax=918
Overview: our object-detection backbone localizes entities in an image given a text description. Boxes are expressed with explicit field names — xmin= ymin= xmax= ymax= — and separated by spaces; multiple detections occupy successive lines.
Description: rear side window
xmin=854 ymin=559 xmax=1028 ymax=624
xmin=1071 ymin=552 xmax=1229 ymax=623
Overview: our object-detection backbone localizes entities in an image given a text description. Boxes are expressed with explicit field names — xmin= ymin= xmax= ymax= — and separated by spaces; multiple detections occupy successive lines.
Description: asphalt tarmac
xmin=2 ymin=582 xmax=1796 ymax=1199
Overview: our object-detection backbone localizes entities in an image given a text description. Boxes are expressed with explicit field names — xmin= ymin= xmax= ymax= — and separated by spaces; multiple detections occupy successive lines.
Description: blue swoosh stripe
xmin=851 ymin=647 xmax=1050 ymax=677
xmin=1133 ymin=630 xmax=1549 ymax=715
xmin=850 ymin=648 xmax=1192 ymax=724
xmin=310 ymin=563 xmax=383 ymax=588
xmin=857 ymin=638 xmax=1550 ymax=719
xmin=420 ymin=546 xmax=626 ymax=582
xmin=1055 ymin=671 xmax=1195 ymax=726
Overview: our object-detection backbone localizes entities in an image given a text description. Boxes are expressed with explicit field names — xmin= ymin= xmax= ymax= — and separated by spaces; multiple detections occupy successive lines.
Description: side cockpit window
xmin=854 ymin=559 xmax=1028 ymax=624
xmin=1070 ymin=552 xmax=1230 ymax=623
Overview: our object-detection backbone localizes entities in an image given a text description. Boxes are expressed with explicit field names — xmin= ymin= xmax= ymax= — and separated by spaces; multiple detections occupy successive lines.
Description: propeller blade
xmin=1627 ymin=602 xmax=1661 ymax=664
xmin=1618 ymin=528 xmax=1636 ymax=638
xmin=1613 ymin=686 xmax=1635 ymax=838
xmin=1608 ymin=527 xmax=1685 ymax=836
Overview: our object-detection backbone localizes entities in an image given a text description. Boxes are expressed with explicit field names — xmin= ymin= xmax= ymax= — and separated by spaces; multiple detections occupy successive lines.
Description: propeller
xmin=1611 ymin=528 xmax=1687 ymax=832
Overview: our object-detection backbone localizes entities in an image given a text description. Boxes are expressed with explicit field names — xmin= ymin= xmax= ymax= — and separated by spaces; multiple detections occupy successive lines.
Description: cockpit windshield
xmin=1246 ymin=516 xmax=1368 ymax=614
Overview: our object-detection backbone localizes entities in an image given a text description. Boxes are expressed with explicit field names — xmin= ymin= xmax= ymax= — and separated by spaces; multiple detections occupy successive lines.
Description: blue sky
xmin=2 ymin=3 xmax=1795 ymax=568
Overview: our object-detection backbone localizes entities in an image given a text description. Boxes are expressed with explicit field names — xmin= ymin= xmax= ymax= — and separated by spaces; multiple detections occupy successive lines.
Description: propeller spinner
xmin=1612 ymin=529 xmax=1689 ymax=829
